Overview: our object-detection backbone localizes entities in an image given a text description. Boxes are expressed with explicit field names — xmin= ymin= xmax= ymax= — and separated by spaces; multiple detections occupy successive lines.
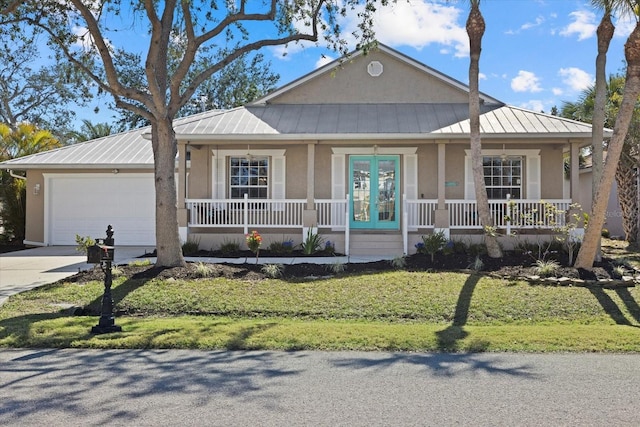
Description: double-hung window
xmin=229 ymin=157 xmax=269 ymax=198
xmin=483 ymin=156 xmax=522 ymax=199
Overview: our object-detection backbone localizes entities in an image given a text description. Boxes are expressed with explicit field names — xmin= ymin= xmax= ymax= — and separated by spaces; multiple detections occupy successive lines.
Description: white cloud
xmin=479 ymin=72 xmax=487 ymax=81
xmin=614 ymin=14 xmax=636 ymax=39
xmin=520 ymin=16 xmax=544 ymax=31
xmin=369 ymin=0 xmax=468 ymax=57
xmin=552 ymin=87 xmax=563 ymax=96
xmin=315 ymin=55 xmax=335 ymax=69
xmin=511 ymin=71 xmax=542 ymax=93
xmin=558 ymin=67 xmax=593 ymax=92
xmin=560 ymin=10 xmax=597 ymax=41
xmin=272 ymin=0 xmax=468 ymax=60
xmin=520 ymin=100 xmax=546 ymax=112
xmin=72 ymin=25 xmax=113 ymax=53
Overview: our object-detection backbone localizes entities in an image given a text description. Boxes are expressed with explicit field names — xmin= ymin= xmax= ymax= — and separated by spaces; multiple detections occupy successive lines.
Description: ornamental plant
xmin=246 ymin=230 xmax=262 ymax=263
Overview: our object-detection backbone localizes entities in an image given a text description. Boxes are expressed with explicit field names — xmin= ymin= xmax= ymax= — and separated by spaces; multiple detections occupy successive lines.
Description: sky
xmin=75 ymin=0 xmax=634 ymax=124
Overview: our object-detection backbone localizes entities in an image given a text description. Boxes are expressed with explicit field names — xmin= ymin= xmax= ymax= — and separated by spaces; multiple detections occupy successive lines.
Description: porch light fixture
xmin=373 ymin=144 xmax=379 ymax=156
xmin=33 ymin=183 xmax=40 ymax=195
xmin=113 ymin=169 xmax=119 ymax=174
xmin=246 ymin=144 xmax=252 ymax=160
xmin=500 ymin=144 xmax=507 ymax=161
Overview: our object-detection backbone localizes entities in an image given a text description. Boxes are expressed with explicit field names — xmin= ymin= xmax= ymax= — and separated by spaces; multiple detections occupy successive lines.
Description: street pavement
xmin=0 ymin=349 xmax=638 ymax=426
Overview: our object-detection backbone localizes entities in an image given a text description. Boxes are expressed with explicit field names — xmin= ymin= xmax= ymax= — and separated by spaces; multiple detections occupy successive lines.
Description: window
xmin=483 ymin=156 xmax=522 ymax=199
xmin=229 ymin=157 xmax=269 ymax=198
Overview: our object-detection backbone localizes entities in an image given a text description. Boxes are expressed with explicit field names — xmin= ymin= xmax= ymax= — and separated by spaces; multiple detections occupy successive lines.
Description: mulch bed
xmin=63 ymin=250 xmax=622 ymax=284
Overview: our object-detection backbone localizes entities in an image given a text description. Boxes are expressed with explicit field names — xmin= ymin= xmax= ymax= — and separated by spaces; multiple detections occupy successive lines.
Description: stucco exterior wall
xmin=271 ymin=50 xmax=469 ymax=105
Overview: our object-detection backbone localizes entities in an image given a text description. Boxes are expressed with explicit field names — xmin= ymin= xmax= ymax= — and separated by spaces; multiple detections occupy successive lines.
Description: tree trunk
xmin=616 ymin=137 xmax=639 ymax=243
xmin=150 ymin=117 xmax=186 ymax=267
xmin=591 ymin=12 xmax=614 ymax=260
xmin=575 ymin=22 xmax=640 ymax=269
xmin=467 ymin=2 xmax=501 ymax=258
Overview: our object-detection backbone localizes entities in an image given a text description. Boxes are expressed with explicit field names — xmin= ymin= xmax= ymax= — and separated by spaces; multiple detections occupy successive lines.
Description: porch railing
xmin=186 ymin=196 xmax=573 ymax=254
xmin=186 ymin=195 xmax=306 ymax=234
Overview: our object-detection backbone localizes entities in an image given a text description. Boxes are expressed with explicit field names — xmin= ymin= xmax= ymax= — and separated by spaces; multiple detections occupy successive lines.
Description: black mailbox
xmin=87 ymin=239 xmax=115 ymax=264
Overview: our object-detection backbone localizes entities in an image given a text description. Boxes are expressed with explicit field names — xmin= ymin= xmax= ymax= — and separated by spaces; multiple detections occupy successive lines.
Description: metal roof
xmin=173 ymin=103 xmax=597 ymax=139
xmin=1 ymin=103 xmax=598 ymax=169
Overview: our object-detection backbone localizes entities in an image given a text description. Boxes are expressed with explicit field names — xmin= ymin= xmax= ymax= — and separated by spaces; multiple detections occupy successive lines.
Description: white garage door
xmin=48 ymin=174 xmax=156 ymax=246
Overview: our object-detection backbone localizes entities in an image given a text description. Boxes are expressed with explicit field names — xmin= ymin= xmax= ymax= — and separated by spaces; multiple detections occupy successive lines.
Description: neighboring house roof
xmin=0 ymin=43 xmax=602 ymax=169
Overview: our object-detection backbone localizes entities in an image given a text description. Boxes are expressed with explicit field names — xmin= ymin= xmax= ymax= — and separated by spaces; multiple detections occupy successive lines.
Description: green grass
xmin=1 ymin=266 xmax=639 ymax=352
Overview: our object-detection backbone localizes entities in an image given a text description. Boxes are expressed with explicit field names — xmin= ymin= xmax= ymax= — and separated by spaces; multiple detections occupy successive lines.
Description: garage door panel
xmin=49 ymin=175 xmax=156 ymax=246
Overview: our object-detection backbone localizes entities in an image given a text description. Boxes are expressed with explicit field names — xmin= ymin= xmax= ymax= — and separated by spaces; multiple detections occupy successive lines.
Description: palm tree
xmin=465 ymin=0 xmax=502 ymax=258
xmin=576 ymin=5 xmax=640 ymax=269
xmin=0 ymin=123 xmax=61 ymax=241
xmin=561 ymin=75 xmax=639 ymax=244
xmin=67 ymin=119 xmax=114 ymax=143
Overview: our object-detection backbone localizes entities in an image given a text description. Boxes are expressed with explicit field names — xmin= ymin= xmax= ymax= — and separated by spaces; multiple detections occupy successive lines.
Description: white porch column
xmin=304 ymin=142 xmax=318 ymax=228
xmin=435 ymin=141 xmax=450 ymax=236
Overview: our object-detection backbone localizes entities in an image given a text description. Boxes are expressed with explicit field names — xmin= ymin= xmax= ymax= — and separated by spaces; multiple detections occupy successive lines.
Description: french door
xmin=349 ymin=155 xmax=399 ymax=229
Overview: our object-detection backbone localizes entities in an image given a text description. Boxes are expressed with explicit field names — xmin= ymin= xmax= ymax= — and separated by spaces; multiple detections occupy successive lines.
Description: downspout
xmin=8 ymin=169 xmax=27 ymax=180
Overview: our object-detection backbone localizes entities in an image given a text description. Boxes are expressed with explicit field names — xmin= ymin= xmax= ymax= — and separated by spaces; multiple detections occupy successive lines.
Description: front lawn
xmin=1 ymin=261 xmax=639 ymax=352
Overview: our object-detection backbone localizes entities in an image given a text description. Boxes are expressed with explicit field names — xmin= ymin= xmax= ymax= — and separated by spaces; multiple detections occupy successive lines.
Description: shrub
xmin=534 ymin=259 xmax=560 ymax=277
xmin=181 ymin=238 xmax=200 ymax=256
xmin=421 ymin=231 xmax=448 ymax=262
xmin=268 ymin=239 xmax=294 ymax=254
xmin=301 ymin=229 xmax=323 ymax=255
xmin=195 ymin=262 xmax=212 ymax=278
xmin=601 ymin=228 xmax=610 ymax=238
xmin=75 ymin=234 xmax=96 ymax=254
xmin=390 ymin=255 xmax=406 ymax=269
xmin=467 ymin=256 xmax=484 ymax=272
xmin=219 ymin=240 xmax=240 ymax=254
xmin=328 ymin=261 xmax=346 ymax=274
xmin=261 ymin=263 xmax=283 ymax=278
xmin=324 ymin=240 xmax=336 ymax=255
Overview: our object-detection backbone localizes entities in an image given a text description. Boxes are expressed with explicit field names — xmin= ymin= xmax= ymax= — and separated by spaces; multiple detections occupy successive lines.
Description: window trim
xmin=212 ymin=149 xmax=285 ymax=199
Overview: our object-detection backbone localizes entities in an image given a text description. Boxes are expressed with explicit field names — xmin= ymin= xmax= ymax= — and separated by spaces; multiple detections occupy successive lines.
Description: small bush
xmin=219 ymin=240 xmax=240 ymax=254
xmin=111 ymin=266 xmax=124 ymax=277
xmin=421 ymin=231 xmax=448 ymax=262
xmin=324 ymin=240 xmax=336 ymax=255
xmin=467 ymin=243 xmax=488 ymax=257
xmin=467 ymin=256 xmax=484 ymax=272
xmin=612 ymin=265 xmax=626 ymax=279
xmin=390 ymin=255 xmax=407 ymax=269
xmin=301 ymin=229 xmax=323 ymax=255
xmin=269 ymin=239 xmax=294 ymax=254
xmin=181 ymin=238 xmax=200 ymax=256
xmin=601 ymin=228 xmax=610 ymax=238
xmin=534 ymin=259 xmax=560 ymax=277
xmin=75 ymin=234 xmax=95 ymax=253
xmin=195 ymin=262 xmax=212 ymax=278
xmin=261 ymin=263 xmax=283 ymax=278
xmin=328 ymin=261 xmax=346 ymax=274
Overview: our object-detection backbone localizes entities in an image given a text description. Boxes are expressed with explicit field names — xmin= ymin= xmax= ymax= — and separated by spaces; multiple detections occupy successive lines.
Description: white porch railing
xmin=446 ymin=198 xmax=573 ymax=230
xmin=186 ymin=195 xmax=306 ymax=234
xmin=314 ymin=198 xmax=348 ymax=229
xmin=186 ymin=195 xmax=573 ymax=255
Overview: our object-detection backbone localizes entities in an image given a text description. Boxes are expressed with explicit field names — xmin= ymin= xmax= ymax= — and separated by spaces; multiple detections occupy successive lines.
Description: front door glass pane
xmin=352 ymin=159 xmax=371 ymax=223
xmin=377 ymin=159 xmax=396 ymax=222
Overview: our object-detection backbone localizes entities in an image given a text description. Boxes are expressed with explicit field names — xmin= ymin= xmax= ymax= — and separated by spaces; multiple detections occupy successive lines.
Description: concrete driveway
xmin=0 ymin=246 xmax=146 ymax=305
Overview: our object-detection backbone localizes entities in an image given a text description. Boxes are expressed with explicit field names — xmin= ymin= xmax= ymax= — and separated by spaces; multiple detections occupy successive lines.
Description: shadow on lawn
xmin=588 ymin=286 xmax=640 ymax=327
xmin=435 ymin=273 xmax=485 ymax=352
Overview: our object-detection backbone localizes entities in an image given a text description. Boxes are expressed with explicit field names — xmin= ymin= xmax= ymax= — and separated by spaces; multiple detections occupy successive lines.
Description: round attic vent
xmin=367 ymin=61 xmax=383 ymax=77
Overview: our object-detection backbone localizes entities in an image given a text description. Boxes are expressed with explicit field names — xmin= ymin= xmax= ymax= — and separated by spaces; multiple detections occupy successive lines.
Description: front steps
xmin=348 ymin=232 xmax=404 ymax=257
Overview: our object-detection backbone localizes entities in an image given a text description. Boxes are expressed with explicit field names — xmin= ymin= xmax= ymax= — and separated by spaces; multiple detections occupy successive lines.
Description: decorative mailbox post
xmin=87 ymin=225 xmax=122 ymax=334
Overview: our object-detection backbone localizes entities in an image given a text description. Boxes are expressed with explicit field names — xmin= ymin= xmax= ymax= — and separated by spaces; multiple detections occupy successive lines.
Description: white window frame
xmin=212 ymin=148 xmax=286 ymax=200
xmin=228 ymin=156 xmax=270 ymax=199
xmin=465 ymin=149 xmax=540 ymax=200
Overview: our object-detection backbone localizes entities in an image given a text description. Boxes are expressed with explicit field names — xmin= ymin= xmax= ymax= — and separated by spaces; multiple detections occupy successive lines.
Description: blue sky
xmin=263 ymin=0 xmax=632 ymax=114
xmin=76 ymin=0 xmax=634 ymax=123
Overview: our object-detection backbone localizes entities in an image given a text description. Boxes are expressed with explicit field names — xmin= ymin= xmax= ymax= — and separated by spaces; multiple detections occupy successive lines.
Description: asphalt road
xmin=0 ymin=349 xmax=638 ymax=426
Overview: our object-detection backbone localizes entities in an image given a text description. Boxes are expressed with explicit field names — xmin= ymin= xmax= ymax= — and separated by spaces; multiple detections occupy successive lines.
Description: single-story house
xmin=1 ymin=44 xmax=603 ymax=256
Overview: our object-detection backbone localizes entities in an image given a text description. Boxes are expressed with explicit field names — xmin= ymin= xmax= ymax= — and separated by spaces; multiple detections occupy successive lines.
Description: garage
xmin=46 ymin=173 xmax=156 ymax=246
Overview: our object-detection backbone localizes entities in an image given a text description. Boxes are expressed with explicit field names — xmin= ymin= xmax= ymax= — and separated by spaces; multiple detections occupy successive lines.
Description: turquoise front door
xmin=350 ymin=155 xmax=399 ymax=229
